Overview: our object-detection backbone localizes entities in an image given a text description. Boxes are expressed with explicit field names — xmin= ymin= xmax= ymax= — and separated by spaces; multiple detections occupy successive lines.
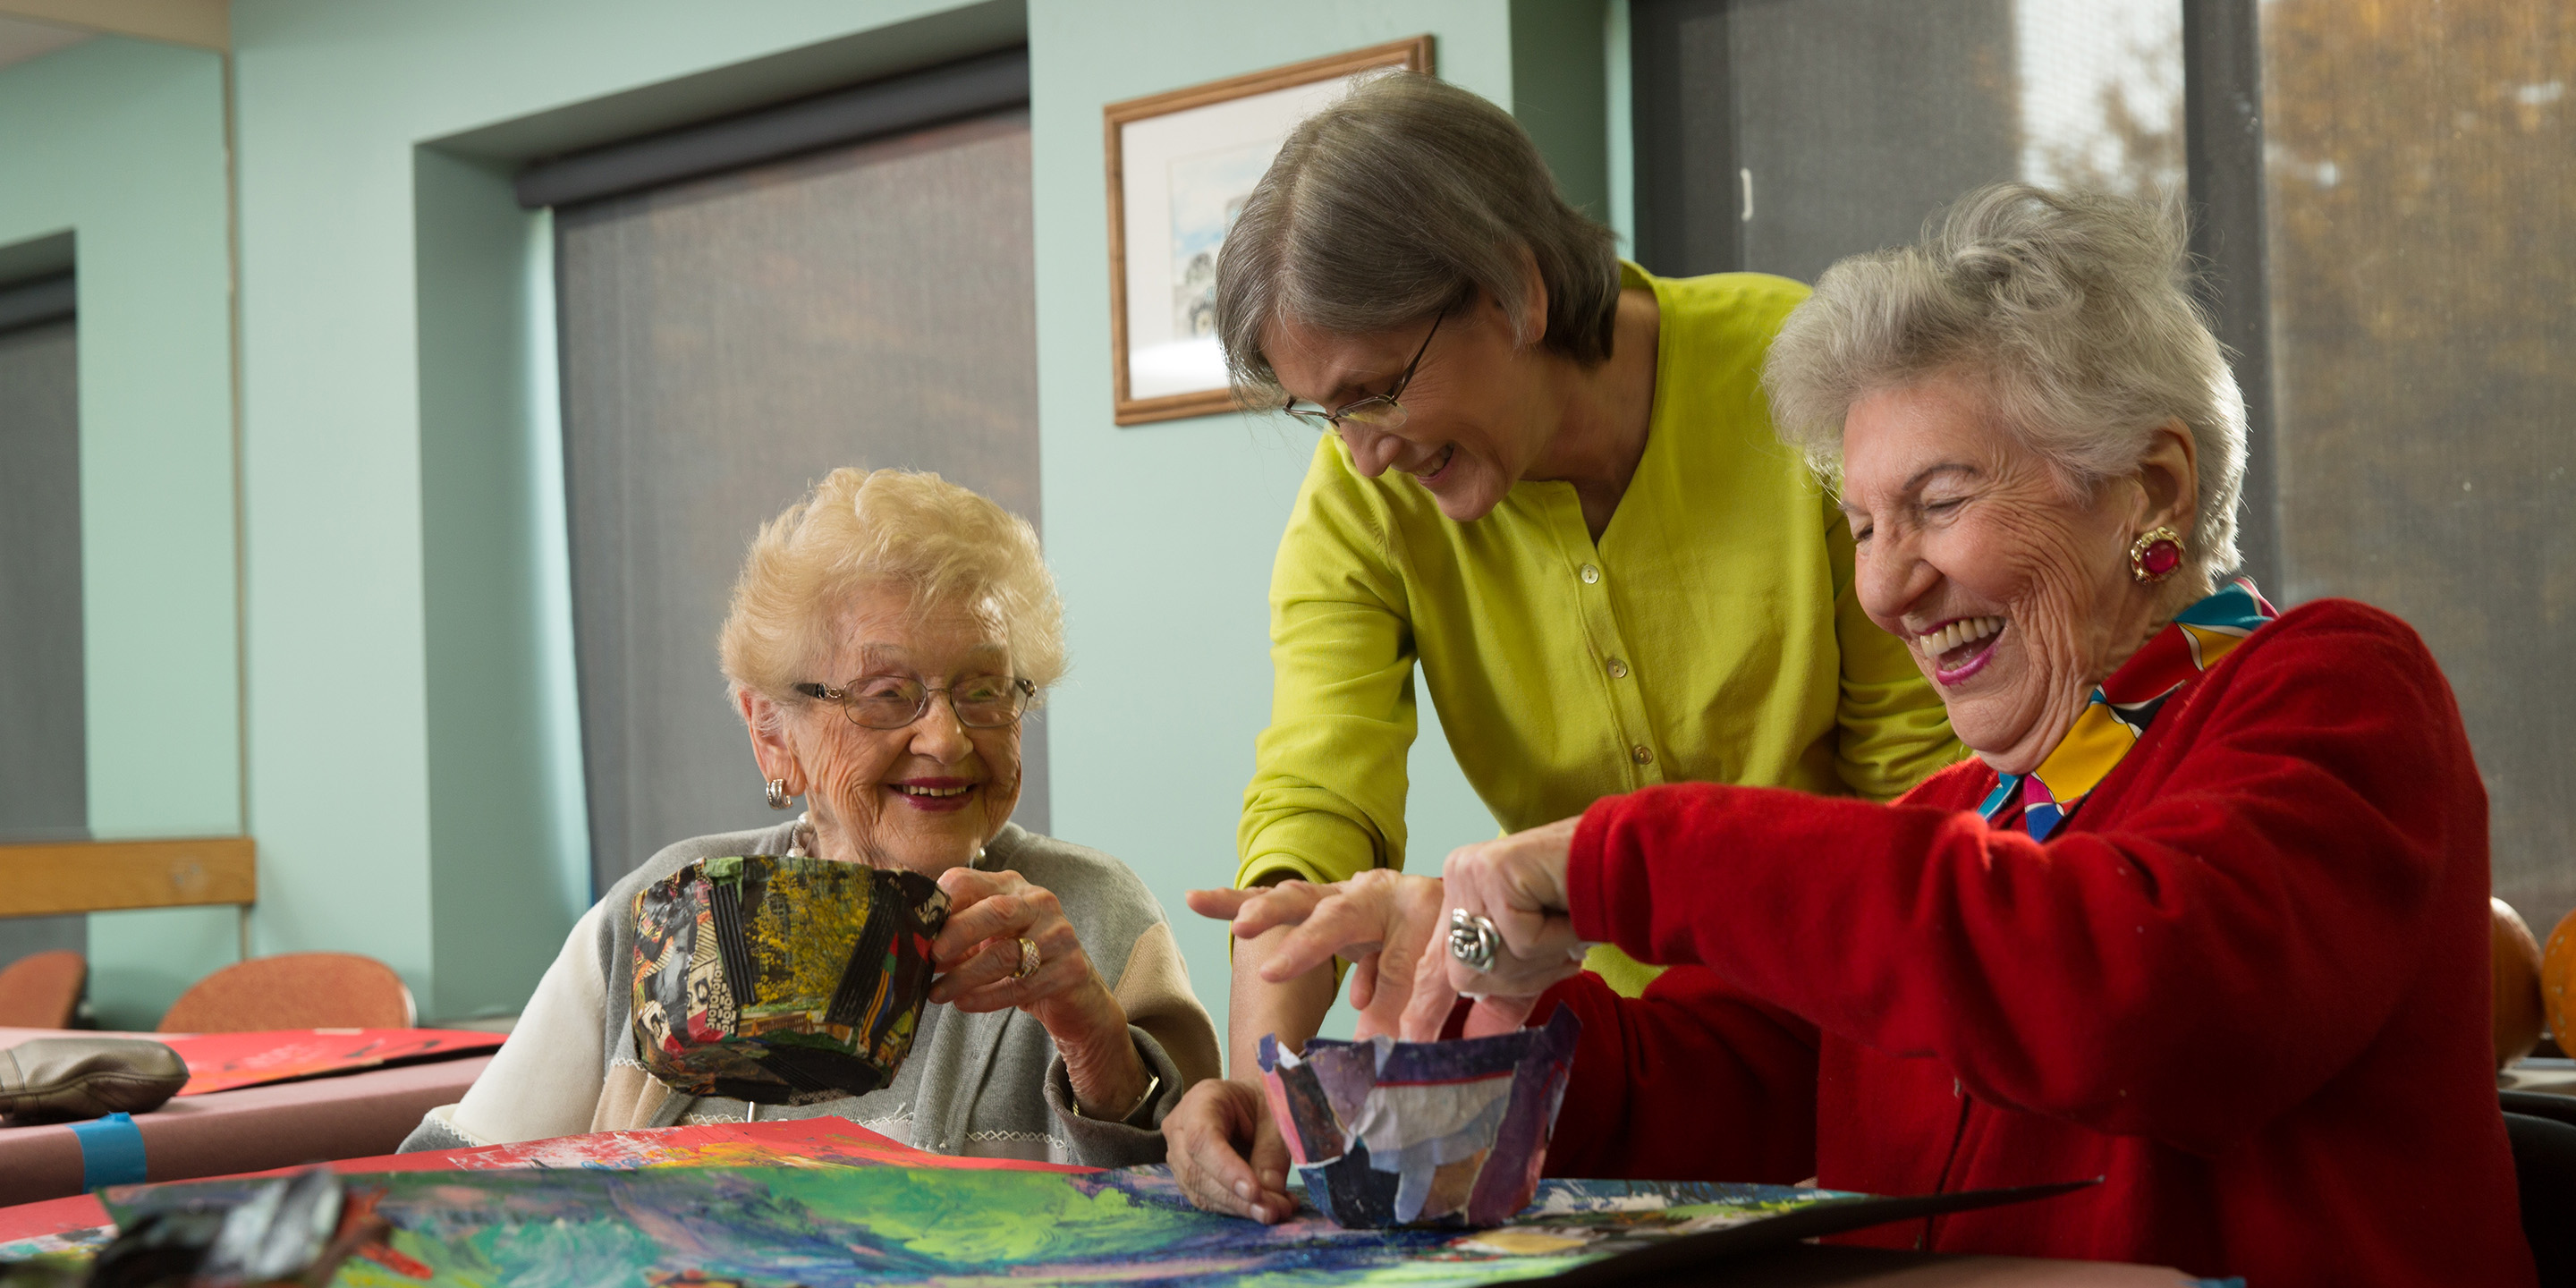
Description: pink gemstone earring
xmin=2129 ymin=526 xmax=2184 ymax=583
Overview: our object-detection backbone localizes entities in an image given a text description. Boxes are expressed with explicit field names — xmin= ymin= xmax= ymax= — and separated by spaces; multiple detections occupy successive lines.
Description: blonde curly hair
xmin=718 ymin=468 xmax=1065 ymax=707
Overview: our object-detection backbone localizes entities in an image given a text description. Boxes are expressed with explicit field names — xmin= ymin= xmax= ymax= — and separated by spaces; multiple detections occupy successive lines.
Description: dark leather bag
xmin=0 ymin=1037 xmax=189 ymax=1122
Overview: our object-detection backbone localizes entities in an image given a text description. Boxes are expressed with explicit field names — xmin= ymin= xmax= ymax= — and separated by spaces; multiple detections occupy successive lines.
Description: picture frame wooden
xmin=1103 ymin=36 xmax=1436 ymax=426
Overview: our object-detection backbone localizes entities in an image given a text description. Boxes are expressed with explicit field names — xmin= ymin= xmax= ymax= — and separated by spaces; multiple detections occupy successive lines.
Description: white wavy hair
xmin=718 ymin=468 xmax=1065 ymax=708
xmin=1762 ymin=182 xmax=2247 ymax=585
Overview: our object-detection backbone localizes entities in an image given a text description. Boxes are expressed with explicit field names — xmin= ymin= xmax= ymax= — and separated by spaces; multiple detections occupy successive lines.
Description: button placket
xmin=1556 ymin=513 xmax=1662 ymax=790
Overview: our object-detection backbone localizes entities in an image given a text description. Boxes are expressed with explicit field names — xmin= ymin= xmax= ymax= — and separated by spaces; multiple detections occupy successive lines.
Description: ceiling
xmin=0 ymin=13 xmax=89 ymax=71
xmin=0 ymin=1 xmax=227 ymax=57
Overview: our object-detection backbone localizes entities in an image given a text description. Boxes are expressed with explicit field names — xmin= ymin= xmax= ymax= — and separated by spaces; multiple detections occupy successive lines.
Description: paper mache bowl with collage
xmin=1259 ymin=1005 xmax=1583 ymax=1228
xmin=631 ymin=854 xmax=950 ymax=1105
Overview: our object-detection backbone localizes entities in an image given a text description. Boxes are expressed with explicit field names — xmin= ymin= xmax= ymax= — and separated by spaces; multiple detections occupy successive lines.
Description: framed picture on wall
xmin=1104 ymin=36 xmax=1436 ymax=427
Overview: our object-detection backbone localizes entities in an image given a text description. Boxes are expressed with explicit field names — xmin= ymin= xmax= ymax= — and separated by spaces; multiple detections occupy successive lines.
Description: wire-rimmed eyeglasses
xmin=1280 ymin=307 xmax=1448 ymax=432
xmin=792 ymin=675 xmax=1036 ymax=730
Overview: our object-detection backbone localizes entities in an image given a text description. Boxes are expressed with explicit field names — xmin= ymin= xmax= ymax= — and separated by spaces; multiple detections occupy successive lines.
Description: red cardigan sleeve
xmin=1536 ymin=968 xmax=1820 ymax=1184
xmin=1565 ymin=603 xmax=2477 ymax=1157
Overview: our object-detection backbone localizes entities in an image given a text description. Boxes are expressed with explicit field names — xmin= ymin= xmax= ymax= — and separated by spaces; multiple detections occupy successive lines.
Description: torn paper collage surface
xmin=631 ymin=855 xmax=949 ymax=1104
xmin=1260 ymin=1004 xmax=1582 ymax=1227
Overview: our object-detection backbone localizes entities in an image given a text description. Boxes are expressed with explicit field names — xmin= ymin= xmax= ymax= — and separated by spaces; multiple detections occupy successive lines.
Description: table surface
xmin=0 ymin=1157 xmax=2202 ymax=1286
xmin=0 ymin=1030 xmax=2199 ymax=1285
xmin=0 ymin=1026 xmax=488 ymax=1207
xmin=2503 ymin=1056 xmax=2576 ymax=1097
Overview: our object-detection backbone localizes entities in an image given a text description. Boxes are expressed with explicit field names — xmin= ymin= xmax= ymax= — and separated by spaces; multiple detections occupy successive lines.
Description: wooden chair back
xmin=0 ymin=949 xmax=85 ymax=1028
xmin=157 ymin=952 xmax=416 ymax=1032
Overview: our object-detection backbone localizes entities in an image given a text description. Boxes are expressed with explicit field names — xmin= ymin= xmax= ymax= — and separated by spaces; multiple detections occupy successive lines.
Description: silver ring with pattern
xmin=1447 ymin=908 xmax=1501 ymax=973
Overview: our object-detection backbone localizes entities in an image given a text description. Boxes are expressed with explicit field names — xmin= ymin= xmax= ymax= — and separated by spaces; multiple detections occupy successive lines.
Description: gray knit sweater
xmin=398 ymin=821 xmax=1217 ymax=1167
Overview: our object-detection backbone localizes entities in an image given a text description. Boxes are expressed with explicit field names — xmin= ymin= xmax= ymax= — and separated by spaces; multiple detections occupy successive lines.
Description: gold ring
xmin=1013 ymin=936 xmax=1041 ymax=980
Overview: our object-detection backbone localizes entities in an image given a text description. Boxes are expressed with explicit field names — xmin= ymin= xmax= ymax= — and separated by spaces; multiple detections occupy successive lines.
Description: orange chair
xmin=157 ymin=953 xmax=416 ymax=1033
xmin=0 ymin=950 xmax=86 ymax=1029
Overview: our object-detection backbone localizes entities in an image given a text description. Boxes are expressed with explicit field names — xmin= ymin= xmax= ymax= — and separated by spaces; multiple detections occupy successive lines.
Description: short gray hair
xmin=1215 ymin=72 xmax=1621 ymax=402
xmin=1763 ymin=183 xmax=2248 ymax=584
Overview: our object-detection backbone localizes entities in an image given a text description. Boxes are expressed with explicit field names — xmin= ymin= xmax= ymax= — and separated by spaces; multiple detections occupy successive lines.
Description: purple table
xmin=0 ymin=1026 xmax=487 ymax=1206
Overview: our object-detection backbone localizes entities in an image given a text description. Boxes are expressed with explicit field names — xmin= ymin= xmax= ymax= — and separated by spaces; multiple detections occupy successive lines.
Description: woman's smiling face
xmin=756 ymin=582 xmax=1024 ymax=875
xmin=1262 ymin=294 xmax=1556 ymax=523
xmin=1837 ymin=372 xmax=2185 ymax=775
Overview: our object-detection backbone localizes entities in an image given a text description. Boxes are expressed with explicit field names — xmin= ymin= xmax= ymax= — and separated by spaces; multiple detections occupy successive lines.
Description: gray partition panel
xmin=557 ymin=109 xmax=1041 ymax=894
xmin=1629 ymin=0 xmax=1737 ymax=277
xmin=1725 ymin=0 xmax=2020 ymax=286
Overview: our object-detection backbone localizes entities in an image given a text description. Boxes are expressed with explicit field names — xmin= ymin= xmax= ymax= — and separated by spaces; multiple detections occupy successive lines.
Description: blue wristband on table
xmin=71 ymin=1111 xmax=148 ymax=1190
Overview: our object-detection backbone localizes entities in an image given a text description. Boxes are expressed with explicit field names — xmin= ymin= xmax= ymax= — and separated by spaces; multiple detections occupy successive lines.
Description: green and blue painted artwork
xmin=95 ymin=1165 xmax=1868 ymax=1288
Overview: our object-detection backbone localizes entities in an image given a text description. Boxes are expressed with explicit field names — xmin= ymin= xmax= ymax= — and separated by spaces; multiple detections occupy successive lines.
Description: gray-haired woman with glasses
xmin=401 ymin=468 xmax=1218 ymax=1165
xmin=1167 ymin=71 xmax=1962 ymax=1218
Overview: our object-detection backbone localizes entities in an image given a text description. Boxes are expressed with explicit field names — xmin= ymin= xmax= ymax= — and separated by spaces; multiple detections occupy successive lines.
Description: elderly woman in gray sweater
xmin=402 ymin=468 xmax=1218 ymax=1165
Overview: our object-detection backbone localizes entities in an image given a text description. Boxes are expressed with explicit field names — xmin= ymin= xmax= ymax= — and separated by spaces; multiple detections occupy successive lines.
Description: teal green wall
xmin=0 ymin=37 xmax=242 ymax=1030
xmin=1512 ymin=0 xmax=1611 ymax=223
xmin=409 ymin=148 xmax=589 ymax=1020
xmin=227 ymin=0 xmax=1011 ymax=1021
xmin=1605 ymin=0 xmax=1636 ymax=246
xmin=0 ymin=1 xmax=1614 ymax=1038
xmin=1030 ymin=1 xmax=1572 ymax=1048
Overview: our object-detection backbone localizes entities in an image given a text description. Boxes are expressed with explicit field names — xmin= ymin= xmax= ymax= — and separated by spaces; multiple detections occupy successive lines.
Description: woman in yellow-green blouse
xmin=1162 ymin=72 xmax=1959 ymax=1220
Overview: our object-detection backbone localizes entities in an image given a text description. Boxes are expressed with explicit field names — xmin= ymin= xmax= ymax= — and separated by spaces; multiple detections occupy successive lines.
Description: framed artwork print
xmin=1104 ymin=36 xmax=1436 ymax=426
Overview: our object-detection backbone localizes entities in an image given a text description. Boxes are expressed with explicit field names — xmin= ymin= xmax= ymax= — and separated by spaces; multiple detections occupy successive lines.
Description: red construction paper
xmin=159 ymin=1029 xmax=506 ymax=1096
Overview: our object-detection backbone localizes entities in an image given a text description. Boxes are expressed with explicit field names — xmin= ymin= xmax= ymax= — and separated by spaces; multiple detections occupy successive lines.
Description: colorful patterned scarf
xmin=1978 ymin=578 xmax=2278 ymax=841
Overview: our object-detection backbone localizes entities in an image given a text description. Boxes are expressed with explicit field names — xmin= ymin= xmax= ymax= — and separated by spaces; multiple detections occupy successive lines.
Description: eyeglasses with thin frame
xmin=792 ymin=674 xmax=1036 ymax=730
xmin=1280 ymin=307 xmax=1448 ymax=432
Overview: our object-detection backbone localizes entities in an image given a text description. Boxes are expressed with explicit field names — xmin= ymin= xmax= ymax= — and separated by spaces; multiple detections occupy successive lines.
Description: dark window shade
xmin=557 ymin=108 xmax=1042 ymax=894
xmin=0 ymin=272 xmax=73 ymax=335
xmin=516 ymin=47 xmax=1029 ymax=209
xmin=0 ymin=313 xmax=88 ymax=965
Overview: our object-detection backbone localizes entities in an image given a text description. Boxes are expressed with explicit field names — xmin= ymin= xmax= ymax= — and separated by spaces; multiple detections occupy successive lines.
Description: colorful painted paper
xmin=396 ymin=1117 xmax=1093 ymax=1176
xmin=23 ymin=1145 xmax=2101 ymax=1285
xmin=1260 ymin=1006 xmax=1580 ymax=1227
xmin=631 ymin=855 xmax=949 ymax=1104
xmin=90 ymin=1165 xmax=1902 ymax=1288
xmin=158 ymin=1030 xmax=505 ymax=1097
xmin=0 ymin=1117 xmax=1082 ymax=1255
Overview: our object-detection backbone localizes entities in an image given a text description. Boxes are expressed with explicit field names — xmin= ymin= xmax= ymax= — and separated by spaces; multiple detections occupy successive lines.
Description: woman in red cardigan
xmin=1171 ymin=185 xmax=2535 ymax=1286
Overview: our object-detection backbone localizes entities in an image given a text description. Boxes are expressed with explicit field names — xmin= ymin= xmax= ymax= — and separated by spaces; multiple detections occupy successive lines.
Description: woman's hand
xmin=931 ymin=868 xmax=1149 ymax=1121
xmin=1189 ymin=872 xmax=1534 ymax=1042
xmin=1398 ymin=818 xmax=1589 ymax=1039
xmin=1164 ymin=1075 xmax=1296 ymax=1223
xmin=1191 ymin=871 xmax=1438 ymax=1040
